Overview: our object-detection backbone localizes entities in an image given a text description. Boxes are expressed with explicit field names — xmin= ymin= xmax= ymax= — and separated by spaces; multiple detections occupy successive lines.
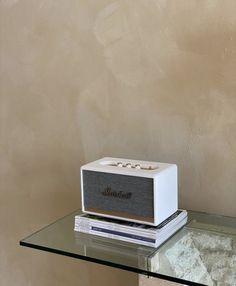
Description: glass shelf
xmin=20 ymin=210 xmax=236 ymax=286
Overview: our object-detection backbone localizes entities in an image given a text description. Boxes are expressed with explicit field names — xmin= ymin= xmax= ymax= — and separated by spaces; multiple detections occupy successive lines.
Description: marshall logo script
xmin=101 ymin=187 xmax=132 ymax=199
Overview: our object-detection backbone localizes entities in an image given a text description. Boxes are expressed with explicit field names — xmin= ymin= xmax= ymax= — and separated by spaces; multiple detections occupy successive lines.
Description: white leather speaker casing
xmin=81 ymin=157 xmax=178 ymax=226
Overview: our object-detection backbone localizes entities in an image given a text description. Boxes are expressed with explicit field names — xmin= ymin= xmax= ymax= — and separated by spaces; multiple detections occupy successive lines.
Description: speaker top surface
xmin=81 ymin=157 xmax=176 ymax=178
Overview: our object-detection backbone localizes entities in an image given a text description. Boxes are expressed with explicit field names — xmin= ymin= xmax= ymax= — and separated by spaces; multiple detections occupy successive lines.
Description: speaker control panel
xmin=100 ymin=160 xmax=158 ymax=171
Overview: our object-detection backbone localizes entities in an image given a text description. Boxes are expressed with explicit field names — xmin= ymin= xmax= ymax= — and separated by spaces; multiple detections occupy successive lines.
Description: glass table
xmin=20 ymin=210 xmax=236 ymax=286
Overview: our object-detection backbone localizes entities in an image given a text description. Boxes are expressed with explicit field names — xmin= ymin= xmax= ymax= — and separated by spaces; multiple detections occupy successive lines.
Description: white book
xmin=75 ymin=210 xmax=187 ymax=239
xmin=75 ymin=216 xmax=188 ymax=248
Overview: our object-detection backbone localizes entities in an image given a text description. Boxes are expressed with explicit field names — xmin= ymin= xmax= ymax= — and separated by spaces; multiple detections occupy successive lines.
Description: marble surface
xmin=164 ymin=230 xmax=236 ymax=285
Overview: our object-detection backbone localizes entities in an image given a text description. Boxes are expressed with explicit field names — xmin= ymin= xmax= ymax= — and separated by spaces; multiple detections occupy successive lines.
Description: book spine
xmin=75 ymin=225 xmax=157 ymax=248
xmin=75 ymin=217 xmax=188 ymax=254
xmin=75 ymin=218 xmax=162 ymax=238
xmin=75 ymin=210 xmax=187 ymax=237
xmin=75 ymin=221 xmax=156 ymax=239
xmin=75 ymin=218 xmax=155 ymax=236
xmin=76 ymin=216 xmax=159 ymax=235
xmin=75 ymin=213 xmax=186 ymax=239
xmin=74 ymin=222 xmax=175 ymax=244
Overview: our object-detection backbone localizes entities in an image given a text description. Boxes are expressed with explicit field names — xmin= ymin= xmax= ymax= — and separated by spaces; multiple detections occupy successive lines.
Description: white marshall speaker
xmin=81 ymin=157 xmax=178 ymax=226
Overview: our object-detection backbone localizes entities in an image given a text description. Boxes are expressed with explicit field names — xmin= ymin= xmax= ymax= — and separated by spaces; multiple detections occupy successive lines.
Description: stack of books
xmin=74 ymin=210 xmax=187 ymax=248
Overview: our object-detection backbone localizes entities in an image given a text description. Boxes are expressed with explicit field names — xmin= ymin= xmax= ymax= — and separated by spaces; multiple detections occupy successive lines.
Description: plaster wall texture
xmin=0 ymin=1 xmax=236 ymax=285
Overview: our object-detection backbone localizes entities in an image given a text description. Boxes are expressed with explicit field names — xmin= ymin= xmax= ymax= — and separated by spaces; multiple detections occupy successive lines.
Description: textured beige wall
xmin=1 ymin=1 xmax=236 ymax=285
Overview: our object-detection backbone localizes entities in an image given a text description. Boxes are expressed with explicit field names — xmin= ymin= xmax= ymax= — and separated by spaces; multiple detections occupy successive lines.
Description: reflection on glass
xmin=148 ymin=216 xmax=236 ymax=286
xmin=20 ymin=210 xmax=236 ymax=286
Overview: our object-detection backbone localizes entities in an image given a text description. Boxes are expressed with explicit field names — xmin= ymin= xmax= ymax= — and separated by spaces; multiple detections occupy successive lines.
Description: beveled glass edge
xmin=19 ymin=239 xmax=205 ymax=286
xmin=19 ymin=208 xmax=208 ymax=286
xmin=21 ymin=208 xmax=236 ymax=286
